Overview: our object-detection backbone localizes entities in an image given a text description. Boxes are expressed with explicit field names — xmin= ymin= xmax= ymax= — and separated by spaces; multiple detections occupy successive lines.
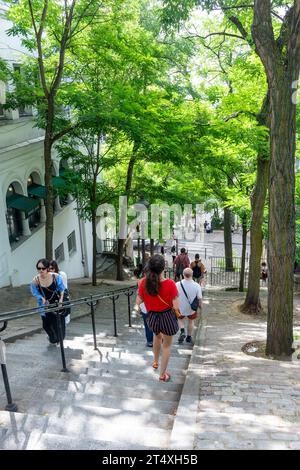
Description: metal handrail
xmin=0 ymin=286 xmax=137 ymax=322
xmin=0 ymin=284 xmax=137 ymax=412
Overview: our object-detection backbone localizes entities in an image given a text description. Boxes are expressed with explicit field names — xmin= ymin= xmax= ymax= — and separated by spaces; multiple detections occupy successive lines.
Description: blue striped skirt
xmin=146 ymin=308 xmax=179 ymax=336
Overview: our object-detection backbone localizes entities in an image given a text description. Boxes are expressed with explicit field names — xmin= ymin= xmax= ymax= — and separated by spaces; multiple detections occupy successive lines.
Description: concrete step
xmin=17 ymin=373 xmax=183 ymax=393
xmin=10 ymin=334 xmax=193 ymax=357
xmin=0 ymin=352 xmax=187 ymax=390
xmin=23 ymin=390 xmax=178 ymax=416
xmin=36 ymin=365 xmax=187 ymax=384
xmin=11 ymin=333 xmax=195 ymax=359
xmin=18 ymin=380 xmax=179 ymax=403
xmin=25 ymin=431 xmax=158 ymax=450
xmin=0 ymin=409 xmax=171 ymax=449
xmin=3 ymin=351 xmax=190 ymax=376
xmin=2 ymin=370 xmax=182 ymax=402
xmin=0 ymin=420 xmax=156 ymax=450
xmin=44 ymin=415 xmax=171 ymax=448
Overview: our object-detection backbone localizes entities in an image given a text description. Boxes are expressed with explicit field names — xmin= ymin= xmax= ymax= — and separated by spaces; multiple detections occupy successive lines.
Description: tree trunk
xmin=44 ymin=102 xmax=55 ymax=260
xmin=251 ymin=0 xmax=300 ymax=357
xmin=92 ymin=208 xmax=97 ymax=286
xmin=239 ymin=216 xmax=247 ymax=292
xmin=241 ymin=94 xmax=270 ymax=314
xmin=116 ymin=144 xmax=138 ymax=281
xmin=241 ymin=157 xmax=269 ymax=312
xmin=224 ymin=206 xmax=234 ymax=271
xmin=266 ymin=79 xmax=295 ymax=357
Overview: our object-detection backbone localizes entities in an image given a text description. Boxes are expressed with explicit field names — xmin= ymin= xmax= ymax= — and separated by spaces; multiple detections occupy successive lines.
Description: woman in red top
xmin=134 ymin=254 xmax=180 ymax=382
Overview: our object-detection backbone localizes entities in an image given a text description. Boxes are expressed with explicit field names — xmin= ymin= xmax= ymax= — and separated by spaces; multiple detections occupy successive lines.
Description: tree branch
xmin=28 ymin=0 xmax=49 ymax=97
xmin=251 ymin=0 xmax=278 ymax=79
xmin=288 ymin=1 xmax=300 ymax=74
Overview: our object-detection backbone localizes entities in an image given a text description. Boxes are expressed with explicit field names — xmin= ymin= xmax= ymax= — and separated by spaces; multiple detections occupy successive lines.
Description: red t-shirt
xmin=138 ymin=278 xmax=178 ymax=312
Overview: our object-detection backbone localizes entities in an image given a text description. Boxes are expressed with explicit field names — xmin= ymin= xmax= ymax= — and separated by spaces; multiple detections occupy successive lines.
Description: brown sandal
xmin=152 ymin=361 xmax=159 ymax=369
xmin=159 ymin=372 xmax=171 ymax=382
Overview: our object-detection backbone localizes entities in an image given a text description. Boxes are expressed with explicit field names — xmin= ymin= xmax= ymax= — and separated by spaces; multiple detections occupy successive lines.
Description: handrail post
xmin=112 ymin=295 xmax=118 ymax=337
xmin=125 ymin=291 xmax=134 ymax=328
xmin=90 ymin=296 xmax=97 ymax=350
xmin=0 ymin=338 xmax=18 ymax=412
xmin=56 ymin=309 xmax=68 ymax=373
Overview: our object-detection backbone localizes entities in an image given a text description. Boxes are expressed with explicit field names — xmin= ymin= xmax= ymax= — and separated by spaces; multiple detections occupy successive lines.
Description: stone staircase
xmin=0 ymin=298 xmax=194 ymax=450
xmin=180 ymin=240 xmax=213 ymax=262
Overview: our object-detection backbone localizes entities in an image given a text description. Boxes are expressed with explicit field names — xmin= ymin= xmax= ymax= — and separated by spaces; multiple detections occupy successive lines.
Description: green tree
xmin=57 ymin=131 xmax=119 ymax=285
xmin=6 ymin=0 xmax=103 ymax=259
xmin=162 ymin=0 xmax=300 ymax=358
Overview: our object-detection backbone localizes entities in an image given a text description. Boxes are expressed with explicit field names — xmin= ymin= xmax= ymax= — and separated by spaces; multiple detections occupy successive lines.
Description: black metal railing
xmin=0 ymin=285 xmax=137 ymax=412
xmin=208 ymin=256 xmax=269 ymax=287
xmin=102 ymin=238 xmax=118 ymax=253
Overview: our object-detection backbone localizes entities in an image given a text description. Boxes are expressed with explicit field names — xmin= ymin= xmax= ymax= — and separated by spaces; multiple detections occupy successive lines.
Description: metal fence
xmin=102 ymin=238 xmax=118 ymax=253
xmin=208 ymin=256 xmax=249 ymax=287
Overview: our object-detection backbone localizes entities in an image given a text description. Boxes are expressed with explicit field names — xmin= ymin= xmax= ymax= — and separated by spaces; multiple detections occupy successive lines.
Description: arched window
xmin=6 ymin=184 xmax=23 ymax=243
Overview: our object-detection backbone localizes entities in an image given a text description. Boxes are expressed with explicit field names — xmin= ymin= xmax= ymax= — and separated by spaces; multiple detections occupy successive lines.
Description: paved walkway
xmin=171 ymin=290 xmax=300 ymax=450
xmin=1 ymin=279 xmax=300 ymax=450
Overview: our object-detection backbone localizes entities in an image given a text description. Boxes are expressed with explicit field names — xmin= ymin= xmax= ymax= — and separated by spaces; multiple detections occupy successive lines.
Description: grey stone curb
xmin=169 ymin=311 xmax=207 ymax=450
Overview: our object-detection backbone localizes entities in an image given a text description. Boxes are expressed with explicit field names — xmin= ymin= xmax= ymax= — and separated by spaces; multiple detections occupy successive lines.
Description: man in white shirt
xmin=176 ymin=268 xmax=202 ymax=344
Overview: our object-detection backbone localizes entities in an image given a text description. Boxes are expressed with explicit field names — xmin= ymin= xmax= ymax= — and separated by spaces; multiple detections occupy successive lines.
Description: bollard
xmin=0 ymin=339 xmax=18 ymax=412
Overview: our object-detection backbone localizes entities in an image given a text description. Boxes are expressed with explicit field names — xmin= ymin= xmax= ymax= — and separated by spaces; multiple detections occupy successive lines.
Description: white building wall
xmin=0 ymin=5 xmax=93 ymax=288
xmin=8 ymin=202 xmax=92 ymax=287
xmin=0 ymin=132 xmax=93 ymax=286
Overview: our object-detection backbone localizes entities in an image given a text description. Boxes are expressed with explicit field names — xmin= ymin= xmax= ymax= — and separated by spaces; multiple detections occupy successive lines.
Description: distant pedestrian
xmin=30 ymin=258 xmax=65 ymax=345
xmin=49 ymin=260 xmax=70 ymax=325
xmin=133 ymin=263 xmax=144 ymax=279
xmin=174 ymin=248 xmax=190 ymax=281
xmin=171 ymin=245 xmax=176 ymax=263
xmin=261 ymin=262 xmax=268 ymax=282
xmin=50 ymin=260 xmax=67 ymax=288
xmin=176 ymin=268 xmax=202 ymax=345
xmin=190 ymin=254 xmax=206 ymax=284
xmin=134 ymin=254 xmax=180 ymax=382
xmin=206 ymin=222 xmax=211 ymax=233
xmin=133 ymin=266 xmax=154 ymax=348
xmin=140 ymin=301 xmax=154 ymax=347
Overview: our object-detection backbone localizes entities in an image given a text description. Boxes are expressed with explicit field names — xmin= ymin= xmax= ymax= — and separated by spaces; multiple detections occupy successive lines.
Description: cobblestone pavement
xmin=193 ymin=290 xmax=300 ymax=450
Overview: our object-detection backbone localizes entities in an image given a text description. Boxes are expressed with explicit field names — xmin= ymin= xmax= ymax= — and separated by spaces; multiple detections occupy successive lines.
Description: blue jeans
xmin=141 ymin=312 xmax=154 ymax=343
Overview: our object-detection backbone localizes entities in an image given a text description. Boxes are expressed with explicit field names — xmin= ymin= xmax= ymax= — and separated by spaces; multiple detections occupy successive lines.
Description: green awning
xmin=52 ymin=176 xmax=66 ymax=189
xmin=7 ymin=193 xmax=40 ymax=217
xmin=27 ymin=183 xmax=46 ymax=199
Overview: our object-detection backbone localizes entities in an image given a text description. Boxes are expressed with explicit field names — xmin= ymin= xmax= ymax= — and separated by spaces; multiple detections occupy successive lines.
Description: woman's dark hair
xmin=195 ymin=253 xmax=200 ymax=259
xmin=36 ymin=258 xmax=50 ymax=270
xmin=49 ymin=260 xmax=59 ymax=273
xmin=145 ymin=254 xmax=165 ymax=296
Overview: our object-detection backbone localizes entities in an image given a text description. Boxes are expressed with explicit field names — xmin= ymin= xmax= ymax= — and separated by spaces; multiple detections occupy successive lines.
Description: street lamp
xmin=136 ymin=196 xmax=150 ymax=266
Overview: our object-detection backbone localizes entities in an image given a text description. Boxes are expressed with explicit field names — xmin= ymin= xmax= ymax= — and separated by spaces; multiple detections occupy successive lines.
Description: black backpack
xmin=192 ymin=261 xmax=202 ymax=278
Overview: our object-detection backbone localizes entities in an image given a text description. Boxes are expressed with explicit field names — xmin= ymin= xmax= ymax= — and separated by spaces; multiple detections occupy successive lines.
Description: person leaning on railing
xmin=30 ymin=258 xmax=65 ymax=346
